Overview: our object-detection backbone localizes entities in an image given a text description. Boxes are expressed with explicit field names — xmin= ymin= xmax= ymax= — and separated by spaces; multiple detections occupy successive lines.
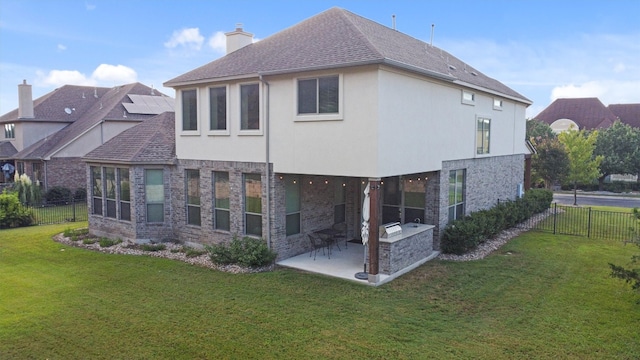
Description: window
xmin=145 ymin=169 xmax=164 ymax=223
xmin=105 ymin=167 xmax=116 ymax=218
xmin=209 ymin=86 xmax=227 ymax=131
xmin=382 ymin=176 xmax=401 ymax=224
xmin=244 ymin=173 xmax=262 ymax=236
xmin=91 ymin=166 xmax=102 ymax=215
xmin=476 ymin=117 xmax=491 ymax=155
xmin=182 ymin=89 xmax=198 ymax=131
xmin=448 ymin=169 xmax=465 ymax=221
xmin=4 ymin=123 xmax=15 ymax=139
xmin=493 ymin=98 xmax=503 ymax=110
xmin=186 ymin=169 xmax=201 ymax=226
xmin=462 ymin=90 xmax=475 ymax=105
xmin=334 ymin=178 xmax=346 ymax=224
xmin=32 ymin=163 xmax=43 ymax=185
xmin=213 ymin=171 xmax=230 ymax=231
xmin=119 ymin=168 xmax=130 ymax=221
xmin=297 ymin=76 xmax=339 ymax=114
xmin=285 ymin=176 xmax=301 ymax=236
xmin=240 ymin=84 xmax=259 ymax=130
xmin=403 ymin=177 xmax=426 ymax=224
xmin=16 ymin=162 xmax=24 ymax=176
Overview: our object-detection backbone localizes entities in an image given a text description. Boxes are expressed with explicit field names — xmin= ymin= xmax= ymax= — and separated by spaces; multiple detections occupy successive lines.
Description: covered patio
xmin=276 ymin=241 xmax=440 ymax=286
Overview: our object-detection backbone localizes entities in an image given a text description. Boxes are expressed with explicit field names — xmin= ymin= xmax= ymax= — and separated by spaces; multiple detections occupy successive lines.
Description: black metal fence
xmin=26 ymin=199 xmax=88 ymax=225
xmin=526 ymin=203 xmax=639 ymax=241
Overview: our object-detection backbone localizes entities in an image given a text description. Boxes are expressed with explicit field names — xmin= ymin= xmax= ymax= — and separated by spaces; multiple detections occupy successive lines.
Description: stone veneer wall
xmin=46 ymin=157 xmax=86 ymax=191
xmin=436 ymin=154 xmax=525 ymax=250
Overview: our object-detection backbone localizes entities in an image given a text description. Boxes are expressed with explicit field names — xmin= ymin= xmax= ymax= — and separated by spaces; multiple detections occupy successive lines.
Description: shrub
xmin=441 ymin=189 xmax=553 ymax=255
xmin=12 ymin=174 xmax=41 ymax=204
xmin=0 ymin=191 xmax=34 ymax=229
xmin=45 ymin=186 xmax=72 ymax=202
xmin=74 ymin=188 xmax=87 ymax=200
xmin=184 ymin=247 xmax=206 ymax=258
xmin=140 ymin=243 xmax=166 ymax=252
xmin=206 ymin=237 xmax=277 ymax=267
xmin=99 ymin=238 xmax=122 ymax=247
xmin=82 ymin=238 xmax=96 ymax=245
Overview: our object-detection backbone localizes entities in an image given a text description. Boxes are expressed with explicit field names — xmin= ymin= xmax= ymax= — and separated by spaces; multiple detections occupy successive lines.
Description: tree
xmin=594 ymin=121 xmax=640 ymax=190
xmin=531 ymin=137 xmax=569 ymax=189
xmin=608 ymin=208 xmax=640 ymax=298
xmin=526 ymin=119 xmax=556 ymax=144
xmin=558 ymin=128 xmax=603 ymax=205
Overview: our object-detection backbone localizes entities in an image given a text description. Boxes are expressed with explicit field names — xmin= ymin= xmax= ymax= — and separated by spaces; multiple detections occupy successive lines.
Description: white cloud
xmin=35 ymin=64 xmax=137 ymax=88
xmin=57 ymin=44 xmax=67 ymax=52
xmin=92 ymin=64 xmax=137 ymax=84
xmin=164 ymin=28 xmax=204 ymax=50
xmin=613 ymin=62 xmax=626 ymax=73
xmin=551 ymin=80 xmax=640 ymax=105
xmin=208 ymin=31 xmax=226 ymax=53
xmin=85 ymin=2 xmax=96 ymax=11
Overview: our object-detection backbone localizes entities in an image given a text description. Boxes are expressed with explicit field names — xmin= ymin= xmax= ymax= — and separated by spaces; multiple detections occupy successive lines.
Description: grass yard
xmin=1 ymin=222 xmax=639 ymax=359
xmin=28 ymin=202 xmax=88 ymax=224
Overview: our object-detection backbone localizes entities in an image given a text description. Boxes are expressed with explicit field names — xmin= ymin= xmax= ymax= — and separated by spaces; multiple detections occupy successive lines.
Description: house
xmin=85 ymin=8 xmax=531 ymax=283
xmin=0 ymin=81 xmax=173 ymax=193
xmin=534 ymin=97 xmax=640 ymax=132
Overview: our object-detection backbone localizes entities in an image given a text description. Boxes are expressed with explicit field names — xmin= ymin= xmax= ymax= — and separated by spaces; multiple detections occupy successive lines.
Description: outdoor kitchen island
xmin=378 ymin=222 xmax=435 ymax=275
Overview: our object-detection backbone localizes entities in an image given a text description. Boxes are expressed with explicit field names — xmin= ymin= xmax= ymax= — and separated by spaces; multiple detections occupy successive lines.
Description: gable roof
xmin=533 ymin=98 xmax=618 ymax=130
xmin=608 ymin=103 xmax=640 ymax=128
xmin=83 ymin=112 xmax=175 ymax=165
xmin=12 ymin=83 xmax=174 ymax=161
xmin=164 ymin=7 xmax=529 ymax=104
xmin=0 ymin=141 xmax=17 ymax=159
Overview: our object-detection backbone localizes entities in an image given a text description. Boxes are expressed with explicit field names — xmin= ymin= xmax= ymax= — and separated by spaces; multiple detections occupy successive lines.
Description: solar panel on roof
xmin=123 ymin=95 xmax=174 ymax=115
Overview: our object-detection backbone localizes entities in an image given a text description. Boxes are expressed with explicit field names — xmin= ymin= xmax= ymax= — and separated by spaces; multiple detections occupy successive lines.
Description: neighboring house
xmin=85 ymin=8 xmax=531 ymax=281
xmin=0 ymin=81 xmax=173 ymax=193
xmin=534 ymin=97 xmax=640 ymax=132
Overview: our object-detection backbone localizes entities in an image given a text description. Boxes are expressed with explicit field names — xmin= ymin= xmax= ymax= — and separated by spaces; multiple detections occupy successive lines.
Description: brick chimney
xmin=18 ymin=80 xmax=34 ymax=119
xmin=225 ymin=23 xmax=253 ymax=54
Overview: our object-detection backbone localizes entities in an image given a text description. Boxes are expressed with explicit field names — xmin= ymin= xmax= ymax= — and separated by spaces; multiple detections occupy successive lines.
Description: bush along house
xmin=84 ymin=8 xmax=531 ymax=284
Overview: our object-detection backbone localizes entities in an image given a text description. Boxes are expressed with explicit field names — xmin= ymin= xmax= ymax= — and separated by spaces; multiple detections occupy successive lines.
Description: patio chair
xmin=308 ymin=233 xmax=328 ymax=260
xmin=332 ymin=222 xmax=347 ymax=249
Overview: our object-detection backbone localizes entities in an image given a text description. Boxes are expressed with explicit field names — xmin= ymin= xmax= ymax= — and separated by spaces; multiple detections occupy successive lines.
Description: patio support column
xmin=368 ymin=178 xmax=381 ymax=283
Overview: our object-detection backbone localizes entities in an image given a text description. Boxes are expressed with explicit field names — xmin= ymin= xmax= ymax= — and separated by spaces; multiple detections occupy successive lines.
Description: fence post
xmin=553 ymin=202 xmax=557 ymax=235
xmin=587 ymin=207 xmax=591 ymax=238
xmin=72 ymin=198 xmax=76 ymax=222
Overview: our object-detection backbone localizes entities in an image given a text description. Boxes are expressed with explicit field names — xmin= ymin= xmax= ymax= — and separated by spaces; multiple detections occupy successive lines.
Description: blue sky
xmin=1 ymin=0 xmax=639 ymax=118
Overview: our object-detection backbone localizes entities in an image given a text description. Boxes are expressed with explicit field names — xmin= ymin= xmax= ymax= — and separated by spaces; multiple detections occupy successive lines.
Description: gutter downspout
xmin=259 ymin=74 xmax=271 ymax=249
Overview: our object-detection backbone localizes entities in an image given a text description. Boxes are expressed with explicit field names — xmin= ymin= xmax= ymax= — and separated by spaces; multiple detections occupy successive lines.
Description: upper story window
xmin=462 ymin=90 xmax=475 ymax=105
xmin=493 ymin=98 xmax=503 ymax=110
xmin=240 ymin=84 xmax=259 ymax=131
xmin=182 ymin=89 xmax=198 ymax=131
xmin=209 ymin=86 xmax=227 ymax=132
xmin=476 ymin=117 xmax=491 ymax=155
xmin=298 ymin=76 xmax=339 ymax=114
xmin=4 ymin=123 xmax=15 ymax=139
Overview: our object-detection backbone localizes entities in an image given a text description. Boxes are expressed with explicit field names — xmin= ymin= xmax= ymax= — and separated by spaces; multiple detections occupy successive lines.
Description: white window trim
xmin=462 ymin=90 xmax=475 ymax=106
xmin=475 ymin=115 xmax=491 ymax=156
xmin=207 ymin=85 xmax=230 ymax=136
xmin=238 ymin=82 xmax=263 ymax=136
xmin=493 ymin=98 xmax=503 ymax=111
xmin=180 ymin=88 xmax=201 ymax=136
xmin=294 ymin=74 xmax=344 ymax=122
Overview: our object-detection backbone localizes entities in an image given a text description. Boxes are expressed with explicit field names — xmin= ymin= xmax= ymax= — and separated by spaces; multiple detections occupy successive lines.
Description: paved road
xmin=553 ymin=192 xmax=640 ymax=208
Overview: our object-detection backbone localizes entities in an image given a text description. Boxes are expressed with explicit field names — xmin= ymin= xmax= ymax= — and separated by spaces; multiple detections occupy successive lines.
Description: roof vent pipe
xmin=392 ymin=14 xmax=396 ymax=30
xmin=18 ymin=80 xmax=34 ymax=119
xmin=430 ymin=24 xmax=435 ymax=46
xmin=225 ymin=23 xmax=254 ymax=54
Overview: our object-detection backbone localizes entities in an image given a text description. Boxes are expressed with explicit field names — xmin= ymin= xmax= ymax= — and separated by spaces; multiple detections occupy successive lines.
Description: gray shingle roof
xmin=83 ymin=112 xmax=175 ymax=165
xmin=0 ymin=141 xmax=17 ymax=159
xmin=534 ymin=98 xmax=618 ymax=130
xmin=11 ymin=82 xmax=173 ymax=160
xmin=164 ymin=7 xmax=529 ymax=103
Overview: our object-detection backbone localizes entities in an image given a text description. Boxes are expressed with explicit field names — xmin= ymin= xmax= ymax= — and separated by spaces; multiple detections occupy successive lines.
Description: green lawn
xmin=1 ymin=222 xmax=638 ymax=359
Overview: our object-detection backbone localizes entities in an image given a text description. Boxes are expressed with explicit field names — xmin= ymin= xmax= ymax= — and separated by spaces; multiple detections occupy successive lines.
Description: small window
xmin=105 ymin=167 xmax=116 ymax=218
xmin=186 ymin=169 xmax=201 ymax=226
xmin=213 ymin=171 xmax=230 ymax=231
xmin=448 ymin=169 xmax=465 ymax=222
xmin=493 ymin=98 xmax=503 ymax=110
xmin=209 ymin=86 xmax=227 ymax=131
xmin=182 ymin=89 xmax=198 ymax=131
xmin=462 ymin=90 xmax=475 ymax=105
xmin=298 ymin=76 xmax=339 ymax=114
xmin=91 ymin=166 xmax=102 ymax=215
xmin=4 ymin=123 xmax=15 ymax=139
xmin=285 ymin=176 xmax=301 ymax=236
xmin=145 ymin=169 xmax=164 ymax=223
xmin=119 ymin=168 xmax=130 ymax=221
xmin=476 ymin=117 xmax=491 ymax=155
xmin=240 ymin=84 xmax=259 ymax=131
